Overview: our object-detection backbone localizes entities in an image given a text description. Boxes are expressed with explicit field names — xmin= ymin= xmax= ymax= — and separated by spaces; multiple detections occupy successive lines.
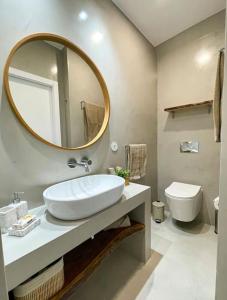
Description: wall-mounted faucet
xmin=67 ymin=157 xmax=92 ymax=172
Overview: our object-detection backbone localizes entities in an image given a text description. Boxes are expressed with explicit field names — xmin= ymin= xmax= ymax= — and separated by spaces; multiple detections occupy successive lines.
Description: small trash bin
xmin=214 ymin=197 xmax=219 ymax=234
xmin=152 ymin=201 xmax=165 ymax=223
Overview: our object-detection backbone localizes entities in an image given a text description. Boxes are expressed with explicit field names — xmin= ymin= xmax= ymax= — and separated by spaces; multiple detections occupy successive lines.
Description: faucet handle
xmin=81 ymin=157 xmax=92 ymax=165
xmin=87 ymin=160 xmax=92 ymax=166
xmin=67 ymin=158 xmax=77 ymax=168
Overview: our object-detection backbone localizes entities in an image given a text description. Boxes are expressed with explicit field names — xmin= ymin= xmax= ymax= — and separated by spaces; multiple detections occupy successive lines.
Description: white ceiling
xmin=112 ymin=0 xmax=226 ymax=46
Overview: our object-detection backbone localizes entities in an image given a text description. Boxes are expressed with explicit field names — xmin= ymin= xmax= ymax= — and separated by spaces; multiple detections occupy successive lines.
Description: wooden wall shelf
xmin=51 ymin=221 xmax=144 ymax=299
xmin=164 ymin=100 xmax=213 ymax=117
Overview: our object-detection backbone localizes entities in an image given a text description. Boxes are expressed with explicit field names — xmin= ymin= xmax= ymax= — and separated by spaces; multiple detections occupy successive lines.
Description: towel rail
xmin=80 ymin=101 xmax=85 ymax=110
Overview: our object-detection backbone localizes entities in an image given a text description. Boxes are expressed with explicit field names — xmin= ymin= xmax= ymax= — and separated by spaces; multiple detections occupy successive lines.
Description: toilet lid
xmin=165 ymin=182 xmax=201 ymax=198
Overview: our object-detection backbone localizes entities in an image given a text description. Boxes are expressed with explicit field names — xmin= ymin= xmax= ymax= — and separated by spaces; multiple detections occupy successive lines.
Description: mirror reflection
xmin=8 ymin=40 xmax=105 ymax=148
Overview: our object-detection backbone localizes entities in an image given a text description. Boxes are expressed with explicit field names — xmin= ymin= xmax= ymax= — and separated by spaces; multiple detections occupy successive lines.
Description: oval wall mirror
xmin=4 ymin=33 xmax=110 ymax=150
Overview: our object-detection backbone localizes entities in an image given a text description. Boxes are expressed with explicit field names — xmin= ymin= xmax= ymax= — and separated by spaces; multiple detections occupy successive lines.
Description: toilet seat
xmin=165 ymin=182 xmax=201 ymax=199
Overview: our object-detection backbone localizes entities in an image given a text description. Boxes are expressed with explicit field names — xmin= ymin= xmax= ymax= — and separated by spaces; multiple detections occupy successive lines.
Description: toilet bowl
xmin=165 ymin=182 xmax=202 ymax=222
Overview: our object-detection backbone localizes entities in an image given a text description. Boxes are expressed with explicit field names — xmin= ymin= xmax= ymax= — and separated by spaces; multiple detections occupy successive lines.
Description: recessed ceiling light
xmin=51 ymin=65 xmax=58 ymax=75
xmin=195 ymin=49 xmax=212 ymax=67
xmin=78 ymin=11 xmax=88 ymax=21
xmin=91 ymin=31 xmax=103 ymax=43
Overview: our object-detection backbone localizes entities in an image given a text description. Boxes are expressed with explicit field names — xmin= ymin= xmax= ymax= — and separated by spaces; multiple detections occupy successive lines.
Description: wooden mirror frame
xmin=3 ymin=33 xmax=110 ymax=150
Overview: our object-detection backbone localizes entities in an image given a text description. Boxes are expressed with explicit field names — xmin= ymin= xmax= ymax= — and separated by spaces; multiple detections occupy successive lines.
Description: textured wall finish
xmin=0 ymin=0 xmax=157 ymax=208
xmin=156 ymin=11 xmax=225 ymax=224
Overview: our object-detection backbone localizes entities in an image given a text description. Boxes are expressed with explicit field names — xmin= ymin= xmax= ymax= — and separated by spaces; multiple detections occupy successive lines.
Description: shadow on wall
xmin=164 ymin=107 xmax=214 ymax=132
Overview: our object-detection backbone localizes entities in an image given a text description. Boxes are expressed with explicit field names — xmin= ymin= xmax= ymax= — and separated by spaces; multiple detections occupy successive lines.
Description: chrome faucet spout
xmin=67 ymin=157 xmax=92 ymax=172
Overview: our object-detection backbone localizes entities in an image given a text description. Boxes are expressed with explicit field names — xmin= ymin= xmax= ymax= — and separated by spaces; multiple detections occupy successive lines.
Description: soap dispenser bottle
xmin=10 ymin=192 xmax=28 ymax=219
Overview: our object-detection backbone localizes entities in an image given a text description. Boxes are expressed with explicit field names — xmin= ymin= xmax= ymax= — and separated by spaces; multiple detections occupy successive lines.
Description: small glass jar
xmin=124 ymin=177 xmax=130 ymax=186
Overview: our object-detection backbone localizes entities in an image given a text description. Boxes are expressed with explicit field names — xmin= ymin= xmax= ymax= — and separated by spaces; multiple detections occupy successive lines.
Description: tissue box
xmin=0 ymin=206 xmax=18 ymax=233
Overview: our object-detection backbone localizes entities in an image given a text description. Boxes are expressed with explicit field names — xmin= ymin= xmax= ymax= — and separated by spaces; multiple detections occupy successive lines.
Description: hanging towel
xmin=83 ymin=101 xmax=105 ymax=142
xmin=213 ymin=50 xmax=225 ymax=142
xmin=126 ymin=144 xmax=147 ymax=180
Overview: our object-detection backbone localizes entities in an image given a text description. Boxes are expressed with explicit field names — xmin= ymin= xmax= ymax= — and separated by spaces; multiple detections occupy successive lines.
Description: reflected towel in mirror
xmin=83 ymin=101 xmax=105 ymax=142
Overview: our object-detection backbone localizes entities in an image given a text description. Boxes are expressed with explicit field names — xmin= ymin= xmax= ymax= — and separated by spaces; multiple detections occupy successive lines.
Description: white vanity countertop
xmin=2 ymin=183 xmax=150 ymax=271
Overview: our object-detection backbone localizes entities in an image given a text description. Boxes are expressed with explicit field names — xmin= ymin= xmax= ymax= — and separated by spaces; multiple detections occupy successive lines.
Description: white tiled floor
xmin=136 ymin=215 xmax=218 ymax=300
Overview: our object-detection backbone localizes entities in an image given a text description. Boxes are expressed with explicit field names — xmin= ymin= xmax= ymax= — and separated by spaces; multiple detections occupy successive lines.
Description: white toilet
xmin=165 ymin=182 xmax=202 ymax=222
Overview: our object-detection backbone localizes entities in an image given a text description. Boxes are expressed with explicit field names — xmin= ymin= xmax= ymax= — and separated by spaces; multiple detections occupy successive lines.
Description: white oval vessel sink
xmin=43 ymin=174 xmax=125 ymax=220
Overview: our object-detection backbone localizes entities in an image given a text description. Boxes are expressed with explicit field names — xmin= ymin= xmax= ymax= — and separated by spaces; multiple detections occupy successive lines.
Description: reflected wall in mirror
xmin=4 ymin=34 xmax=110 ymax=150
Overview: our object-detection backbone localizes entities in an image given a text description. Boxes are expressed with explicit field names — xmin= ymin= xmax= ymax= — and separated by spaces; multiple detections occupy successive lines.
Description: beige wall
xmin=156 ymin=11 xmax=225 ymax=224
xmin=0 ymin=0 xmax=157 ymax=208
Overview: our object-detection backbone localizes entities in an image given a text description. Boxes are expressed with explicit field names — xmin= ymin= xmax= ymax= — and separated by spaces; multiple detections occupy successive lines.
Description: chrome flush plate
xmin=180 ymin=141 xmax=199 ymax=153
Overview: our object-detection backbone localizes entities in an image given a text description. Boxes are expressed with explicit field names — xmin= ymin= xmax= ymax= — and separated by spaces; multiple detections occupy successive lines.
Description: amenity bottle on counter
xmin=9 ymin=192 xmax=28 ymax=219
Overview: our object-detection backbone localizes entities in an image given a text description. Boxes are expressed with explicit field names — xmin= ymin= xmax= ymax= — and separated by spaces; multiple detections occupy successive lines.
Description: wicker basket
xmin=13 ymin=258 xmax=64 ymax=300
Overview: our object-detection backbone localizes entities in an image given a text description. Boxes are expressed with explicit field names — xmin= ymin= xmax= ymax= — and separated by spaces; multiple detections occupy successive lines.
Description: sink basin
xmin=43 ymin=174 xmax=125 ymax=220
